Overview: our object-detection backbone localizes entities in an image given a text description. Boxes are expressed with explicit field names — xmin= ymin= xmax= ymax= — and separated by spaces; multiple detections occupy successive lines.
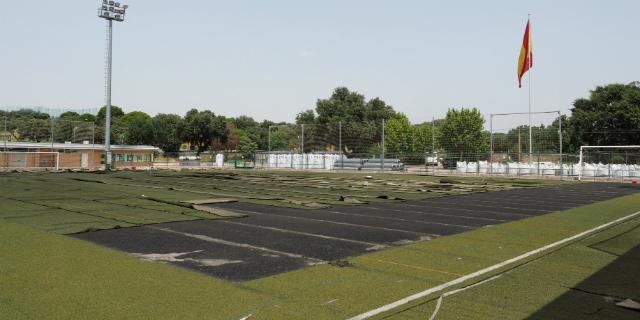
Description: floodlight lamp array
xmin=98 ymin=0 xmax=128 ymax=21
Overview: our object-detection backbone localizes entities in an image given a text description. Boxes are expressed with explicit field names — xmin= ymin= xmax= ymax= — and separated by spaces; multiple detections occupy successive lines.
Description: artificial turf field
xmin=1 ymin=170 xmax=639 ymax=319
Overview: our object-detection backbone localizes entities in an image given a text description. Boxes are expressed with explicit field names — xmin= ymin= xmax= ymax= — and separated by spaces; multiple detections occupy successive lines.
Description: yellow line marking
xmin=359 ymin=256 xmax=463 ymax=277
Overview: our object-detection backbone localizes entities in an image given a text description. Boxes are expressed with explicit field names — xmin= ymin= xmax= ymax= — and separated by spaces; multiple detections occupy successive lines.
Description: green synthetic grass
xmin=384 ymin=218 xmax=640 ymax=320
xmin=1 ymin=183 xmax=637 ymax=319
xmin=0 ymin=220 xmax=268 ymax=320
xmin=0 ymin=170 xmax=563 ymax=234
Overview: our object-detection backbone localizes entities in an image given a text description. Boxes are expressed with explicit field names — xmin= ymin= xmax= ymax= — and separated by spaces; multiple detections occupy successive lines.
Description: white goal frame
xmin=0 ymin=151 xmax=59 ymax=171
xmin=579 ymin=145 xmax=640 ymax=180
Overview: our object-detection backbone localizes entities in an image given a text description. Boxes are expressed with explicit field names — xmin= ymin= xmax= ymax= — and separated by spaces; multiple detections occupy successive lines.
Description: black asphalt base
xmin=73 ymin=183 xmax=638 ymax=281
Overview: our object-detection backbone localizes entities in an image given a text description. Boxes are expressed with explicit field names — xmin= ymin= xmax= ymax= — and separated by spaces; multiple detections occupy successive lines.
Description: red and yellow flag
xmin=517 ymin=19 xmax=533 ymax=88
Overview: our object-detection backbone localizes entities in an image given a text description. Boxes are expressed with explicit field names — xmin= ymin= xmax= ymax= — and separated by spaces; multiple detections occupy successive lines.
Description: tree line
xmin=1 ymin=82 xmax=639 ymax=159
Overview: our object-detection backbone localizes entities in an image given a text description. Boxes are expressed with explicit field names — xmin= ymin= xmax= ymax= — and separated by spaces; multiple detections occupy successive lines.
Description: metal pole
xmin=432 ymin=116 xmax=435 ymax=176
xmin=50 ymin=118 xmax=54 ymax=148
xmin=267 ymin=125 xmax=271 ymax=168
xmin=528 ymin=14 xmax=533 ymax=163
xmin=3 ymin=115 xmax=6 ymax=152
xmin=489 ymin=114 xmax=493 ymax=175
xmin=267 ymin=126 xmax=271 ymax=154
xmin=578 ymin=146 xmax=583 ymax=181
xmin=301 ymin=124 xmax=304 ymax=169
xmin=558 ymin=112 xmax=563 ymax=180
xmin=104 ymin=19 xmax=113 ymax=170
xmin=4 ymin=115 xmax=6 ymax=152
xmin=338 ymin=121 xmax=342 ymax=169
xmin=518 ymin=127 xmax=521 ymax=163
xmin=381 ymin=119 xmax=385 ymax=171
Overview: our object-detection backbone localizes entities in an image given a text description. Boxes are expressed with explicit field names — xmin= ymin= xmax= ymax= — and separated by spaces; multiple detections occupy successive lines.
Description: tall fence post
xmin=3 ymin=116 xmax=7 ymax=152
xmin=381 ymin=119 xmax=385 ymax=171
xmin=432 ymin=116 xmax=436 ymax=176
xmin=558 ymin=111 xmax=563 ymax=180
xmin=489 ymin=114 xmax=493 ymax=176
xmin=338 ymin=121 xmax=342 ymax=170
xmin=50 ymin=118 xmax=55 ymax=148
xmin=268 ymin=125 xmax=272 ymax=169
xmin=301 ymin=124 xmax=304 ymax=169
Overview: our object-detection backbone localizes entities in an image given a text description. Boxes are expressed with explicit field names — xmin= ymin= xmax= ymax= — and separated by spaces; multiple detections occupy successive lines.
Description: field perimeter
xmin=0 ymin=170 xmax=638 ymax=319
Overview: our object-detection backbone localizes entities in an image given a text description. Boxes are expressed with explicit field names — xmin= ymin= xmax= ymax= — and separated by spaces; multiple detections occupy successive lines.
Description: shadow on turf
xmin=527 ymin=245 xmax=640 ymax=320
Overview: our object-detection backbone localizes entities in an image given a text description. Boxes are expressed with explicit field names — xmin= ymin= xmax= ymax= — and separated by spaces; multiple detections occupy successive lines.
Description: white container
xmin=215 ymin=153 xmax=224 ymax=168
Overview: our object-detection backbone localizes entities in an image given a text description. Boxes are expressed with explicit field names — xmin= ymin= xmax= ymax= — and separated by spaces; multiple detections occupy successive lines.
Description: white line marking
xmin=151 ymin=227 xmax=325 ymax=265
xmin=400 ymin=202 xmax=533 ymax=218
xmin=361 ymin=205 xmax=507 ymax=223
xmin=428 ymin=275 xmax=502 ymax=320
xmin=327 ymin=210 xmax=474 ymax=229
xmin=322 ymin=298 xmax=339 ymax=305
xmin=222 ymin=207 xmax=437 ymax=237
xmin=347 ymin=210 xmax=640 ymax=320
xmin=218 ymin=220 xmax=388 ymax=251
xmin=421 ymin=200 xmax=548 ymax=213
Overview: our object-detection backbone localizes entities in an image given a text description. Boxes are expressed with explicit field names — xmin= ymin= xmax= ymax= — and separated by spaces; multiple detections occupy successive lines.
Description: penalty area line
xmin=347 ymin=210 xmax=640 ymax=320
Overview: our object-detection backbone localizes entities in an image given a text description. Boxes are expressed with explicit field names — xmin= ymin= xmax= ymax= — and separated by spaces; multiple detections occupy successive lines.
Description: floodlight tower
xmin=98 ymin=1 xmax=128 ymax=170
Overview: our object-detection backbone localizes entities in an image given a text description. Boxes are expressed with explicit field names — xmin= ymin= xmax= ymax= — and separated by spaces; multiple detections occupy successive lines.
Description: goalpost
xmin=578 ymin=146 xmax=640 ymax=180
xmin=0 ymin=151 xmax=59 ymax=171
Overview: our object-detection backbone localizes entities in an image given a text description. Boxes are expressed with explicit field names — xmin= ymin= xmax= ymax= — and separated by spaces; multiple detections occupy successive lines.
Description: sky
xmin=1 ymin=0 xmax=638 ymax=130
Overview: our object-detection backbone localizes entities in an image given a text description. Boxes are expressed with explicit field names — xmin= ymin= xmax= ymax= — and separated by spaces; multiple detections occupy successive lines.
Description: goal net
xmin=0 ymin=152 xmax=59 ymax=171
xmin=578 ymin=146 xmax=640 ymax=180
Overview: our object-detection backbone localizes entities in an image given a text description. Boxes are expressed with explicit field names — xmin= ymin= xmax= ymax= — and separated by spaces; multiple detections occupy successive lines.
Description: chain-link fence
xmin=576 ymin=147 xmax=640 ymax=181
xmin=229 ymin=118 xmax=639 ymax=180
xmin=3 ymin=109 xmax=639 ymax=179
xmin=1 ymin=111 xmax=98 ymax=170
xmin=147 ymin=120 xmax=639 ymax=181
xmin=1 ymin=115 xmax=96 ymax=145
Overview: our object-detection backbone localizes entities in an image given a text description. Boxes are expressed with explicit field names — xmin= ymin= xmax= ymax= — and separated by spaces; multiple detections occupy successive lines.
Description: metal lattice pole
xmin=98 ymin=1 xmax=128 ymax=170
xmin=104 ymin=19 xmax=113 ymax=169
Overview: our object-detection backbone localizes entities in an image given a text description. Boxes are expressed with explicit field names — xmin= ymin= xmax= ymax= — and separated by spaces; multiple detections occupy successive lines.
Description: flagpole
xmin=528 ymin=14 xmax=532 ymax=163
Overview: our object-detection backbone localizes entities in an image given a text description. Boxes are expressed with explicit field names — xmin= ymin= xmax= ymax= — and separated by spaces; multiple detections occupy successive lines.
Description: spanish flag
xmin=517 ymin=19 xmax=532 ymax=88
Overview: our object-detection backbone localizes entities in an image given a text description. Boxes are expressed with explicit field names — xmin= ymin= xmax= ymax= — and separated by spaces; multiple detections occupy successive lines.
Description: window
xmin=135 ymin=154 xmax=151 ymax=162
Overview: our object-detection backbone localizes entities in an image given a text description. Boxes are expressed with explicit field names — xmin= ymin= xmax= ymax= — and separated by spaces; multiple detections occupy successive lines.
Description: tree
xmin=384 ymin=114 xmax=414 ymax=157
xmin=150 ymin=114 xmax=183 ymax=152
xmin=238 ymin=136 xmax=258 ymax=161
xmin=2 ymin=109 xmax=51 ymax=142
xmin=96 ymin=106 xmax=125 ymax=125
xmin=569 ymin=82 xmax=640 ymax=147
xmin=112 ymin=111 xmax=152 ymax=145
xmin=124 ymin=117 xmax=153 ymax=145
xmin=78 ymin=113 xmax=97 ymax=123
xmin=118 ymin=111 xmax=151 ymax=125
xmin=179 ymin=108 xmax=228 ymax=153
xmin=414 ymin=121 xmax=438 ymax=154
xmin=95 ymin=106 xmax=125 ymax=143
xmin=269 ymin=124 xmax=299 ymax=152
xmin=295 ymin=110 xmax=315 ymax=124
xmin=312 ymin=87 xmax=397 ymax=155
xmin=222 ymin=115 xmax=270 ymax=151
xmin=438 ymin=107 xmax=488 ymax=161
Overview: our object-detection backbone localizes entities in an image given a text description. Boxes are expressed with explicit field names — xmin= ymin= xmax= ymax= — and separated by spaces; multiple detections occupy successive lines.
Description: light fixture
xmin=98 ymin=0 xmax=127 ymax=22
